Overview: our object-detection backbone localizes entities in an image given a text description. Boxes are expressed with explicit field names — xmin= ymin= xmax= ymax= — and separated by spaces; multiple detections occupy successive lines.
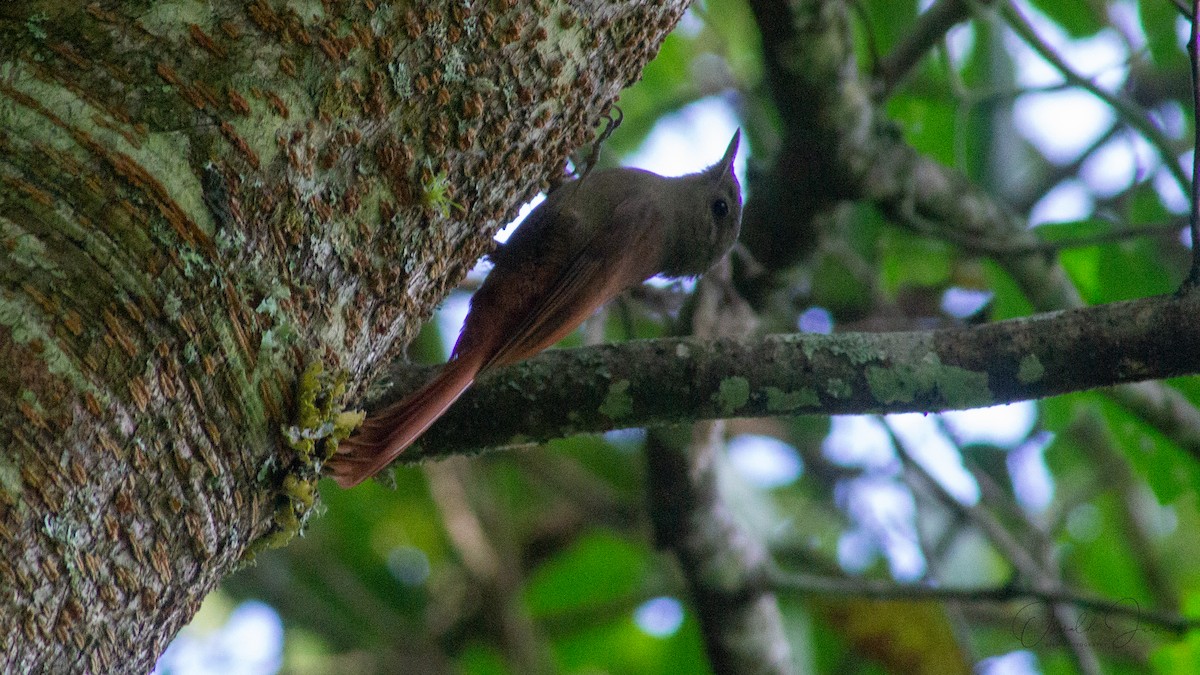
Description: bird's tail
xmin=329 ymin=354 xmax=482 ymax=488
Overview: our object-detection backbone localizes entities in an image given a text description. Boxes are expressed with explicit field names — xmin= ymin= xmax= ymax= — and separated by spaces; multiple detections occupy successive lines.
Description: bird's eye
xmin=711 ymin=199 xmax=728 ymax=218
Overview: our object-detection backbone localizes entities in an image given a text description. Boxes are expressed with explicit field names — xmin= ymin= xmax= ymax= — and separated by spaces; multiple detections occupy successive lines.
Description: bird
xmin=329 ymin=131 xmax=744 ymax=487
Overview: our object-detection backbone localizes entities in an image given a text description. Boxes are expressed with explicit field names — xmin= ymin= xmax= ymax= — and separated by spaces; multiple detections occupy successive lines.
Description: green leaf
xmin=1150 ymin=593 xmax=1200 ymax=673
xmin=550 ymin=608 xmax=711 ymax=675
xmin=811 ymin=250 xmax=875 ymax=320
xmin=1027 ymin=0 xmax=1104 ymax=38
xmin=878 ymin=229 xmax=954 ymax=295
xmin=1127 ymin=181 xmax=1174 ymax=227
xmin=982 ymin=259 xmax=1035 ymax=320
xmin=859 ymin=0 xmax=919 ymax=59
xmin=1032 ymin=218 xmax=1110 ymax=243
xmin=1052 ymin=227 xmax=1178 ymax=304
xmin=705 ymin=0 xmax=764 ymax=83
xmin=1031 ymin=218 xmax=1181 ymax=303
xmin=1098 ymin=396 xmax=1195 ymax=504
xmin=1139 ymin=0 xmax=1188 ymax=70
xmin=1066 ymin=493 xmax=1154 ymax=602
xmin=888 ymin=94 xmax=959 ymax=168
xmin=459 ymin=642 xmax=512 ymax=675
xmin=1042 ymin=391 xmax=1200 ymax=505
xmin=524 ymin=530 xmax=650 ymax=617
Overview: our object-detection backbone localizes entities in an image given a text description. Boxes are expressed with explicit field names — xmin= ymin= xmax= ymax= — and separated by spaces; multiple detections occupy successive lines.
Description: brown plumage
xmin=329 ymin=132 xmax=743 ymax=487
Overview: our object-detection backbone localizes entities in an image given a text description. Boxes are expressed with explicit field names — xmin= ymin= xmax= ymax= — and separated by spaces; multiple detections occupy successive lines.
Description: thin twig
xmin=888 ymin=425 xmax=1102 ymax=674
xmin=989 ymin=221 xmax=1182 ymax=255
xmin=999 ymin=1 xmax=1190 ymax=195
xmin=1185 ymin=0 xmax=1200 ymax=287
xmin=849 ymin=0 xmax=883 ymax=79
xmin=1174 ymin=0 xmax=1194 ymax=22
xmin=770 ymin=571 xmax=1200 ymax=635
xmin=886 ymin=424 xmax=1040 ymax=575
xmin=876 ymin=0 xmax=977 ymax=97
xmin=1010 ymin=122 xmax=1121 ymax=215
xmin=1081 ymin=419 xmax=1182 ymax=612
xmin=900 ymin=427 xmax=982 ymax=662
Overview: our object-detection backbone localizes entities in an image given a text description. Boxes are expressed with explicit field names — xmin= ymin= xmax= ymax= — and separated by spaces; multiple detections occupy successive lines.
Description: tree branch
xmin=0 ymin=0 xmax=691 ymax=666
xmin=645 ymin=423 xmax=795 ymax=675
xmin=894 ymin=428 xmax=1103 ymax=673
xmin=770 ymin=572 xmax=1200 ymax=636
xmin=364 ymin=292 xmax=1200 ymax=466
xmin=875 ymin=0 xmax=983 ymax=96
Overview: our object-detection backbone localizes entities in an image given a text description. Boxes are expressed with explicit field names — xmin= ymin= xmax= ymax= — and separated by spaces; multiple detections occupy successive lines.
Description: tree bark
xmin=0 ymin=0 xmax=686 ymax=668
xmin=373 ymin=291 xmax=1200 ymax=464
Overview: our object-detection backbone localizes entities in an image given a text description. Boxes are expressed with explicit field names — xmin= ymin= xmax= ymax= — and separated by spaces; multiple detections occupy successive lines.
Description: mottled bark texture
xmin=647 ymin=424 xmax=795 ymax=675
xmin=389 ymin=292 xmax=1200 ymax=463
xmin=0 ymin=0 xmax=686 ymax=669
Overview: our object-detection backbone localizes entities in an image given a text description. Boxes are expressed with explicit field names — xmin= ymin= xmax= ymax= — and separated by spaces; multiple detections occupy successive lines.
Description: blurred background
xmin=157 ymin=0 xmax=1200 ymax=673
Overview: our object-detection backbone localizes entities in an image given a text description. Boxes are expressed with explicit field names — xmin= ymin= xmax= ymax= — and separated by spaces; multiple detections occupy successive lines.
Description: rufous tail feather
xmin=330 ymin=353 xmax=484 ymax=487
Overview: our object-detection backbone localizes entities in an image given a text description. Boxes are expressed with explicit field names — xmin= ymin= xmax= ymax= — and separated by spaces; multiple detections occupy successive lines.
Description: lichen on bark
xmin=0 ymin=0 xmax=688 ymax=668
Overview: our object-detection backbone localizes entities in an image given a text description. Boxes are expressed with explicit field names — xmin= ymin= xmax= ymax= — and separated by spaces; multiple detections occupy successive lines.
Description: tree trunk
xmin=0 ymin=0 xmax=685 ymax=668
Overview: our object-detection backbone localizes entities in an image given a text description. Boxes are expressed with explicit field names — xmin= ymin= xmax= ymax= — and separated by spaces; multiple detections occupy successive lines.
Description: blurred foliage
xmin=194 ymin=1 xmax=1200 ymax=674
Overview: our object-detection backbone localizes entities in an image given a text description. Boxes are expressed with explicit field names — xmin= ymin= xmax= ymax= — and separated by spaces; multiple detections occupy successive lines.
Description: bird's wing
xmin=483 ymin=196 xmax=665 ymax=368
